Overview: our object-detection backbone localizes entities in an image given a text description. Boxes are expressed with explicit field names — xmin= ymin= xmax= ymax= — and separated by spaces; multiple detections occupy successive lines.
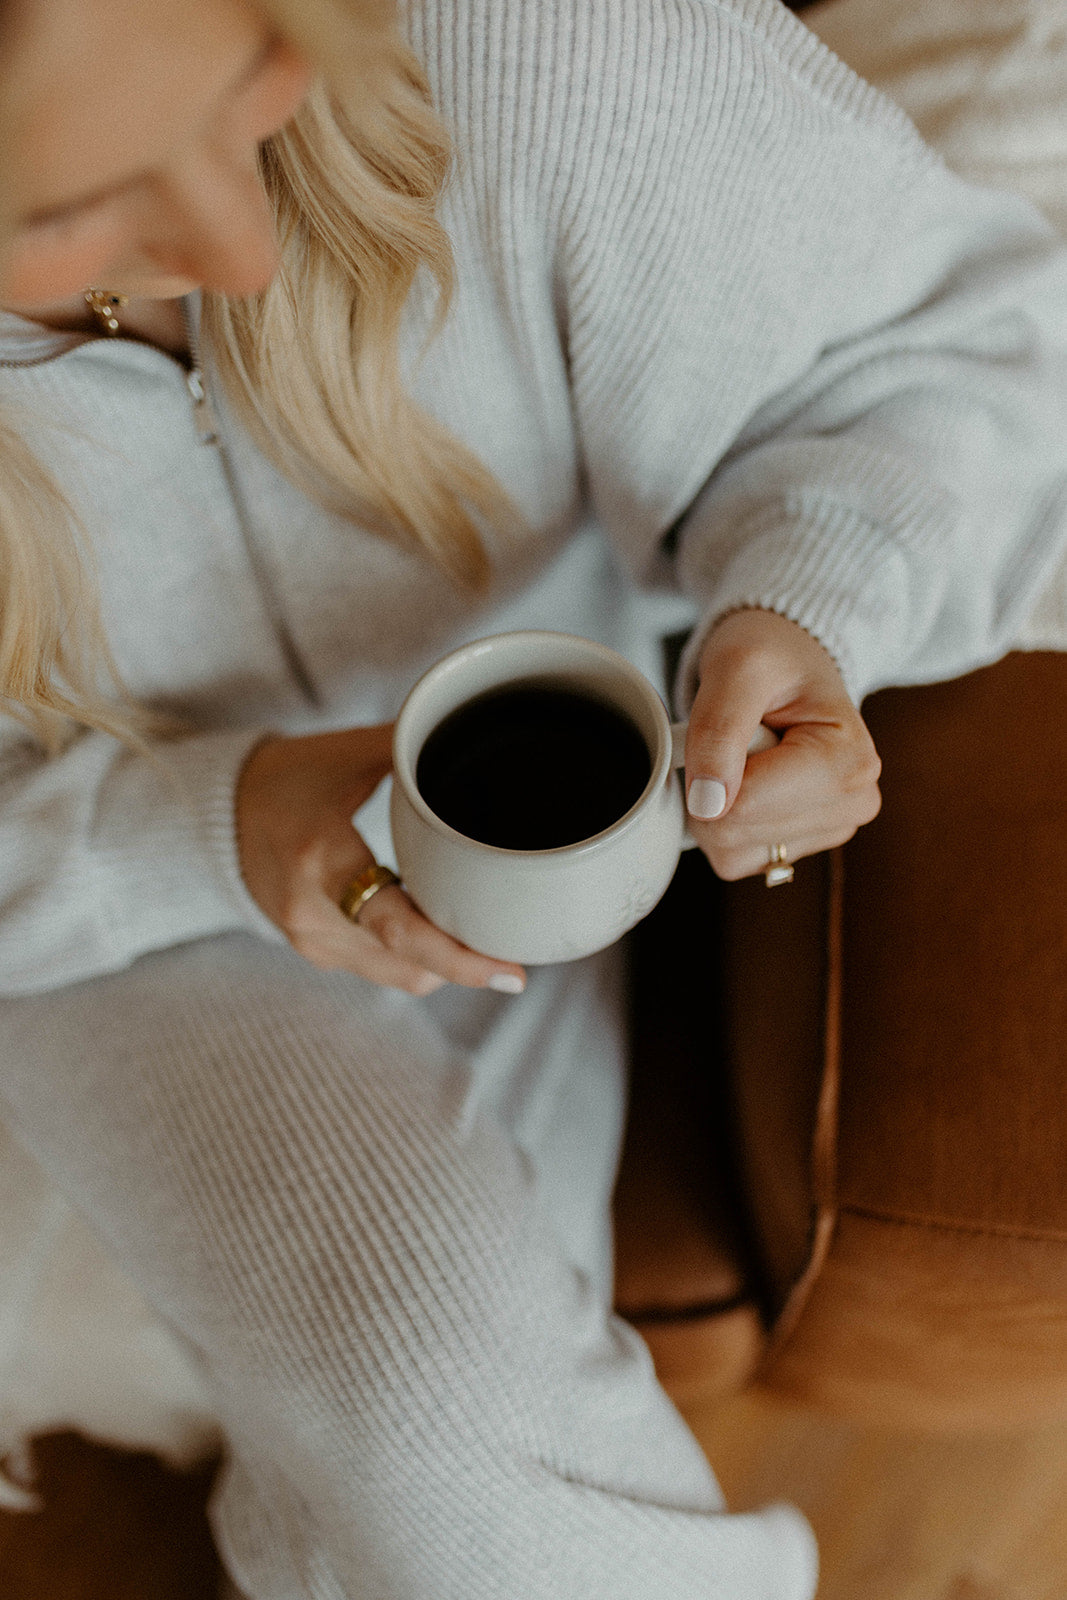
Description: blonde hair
xmin=0 ymin=0 xmax=510 ymax=751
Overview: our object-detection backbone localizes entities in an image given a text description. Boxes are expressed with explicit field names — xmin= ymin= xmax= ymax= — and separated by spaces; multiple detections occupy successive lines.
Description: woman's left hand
xmin=684 ymin=608 xmax=882 ymax=880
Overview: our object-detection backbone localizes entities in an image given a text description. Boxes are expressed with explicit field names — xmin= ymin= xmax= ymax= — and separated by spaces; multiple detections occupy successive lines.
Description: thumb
xmin=324 ymin=722 xmax=396 ymax=809
xmin=685 ymin=661 xmax=776 ymax=821
xmin=348 ymin=721 xmax=395 ymax=772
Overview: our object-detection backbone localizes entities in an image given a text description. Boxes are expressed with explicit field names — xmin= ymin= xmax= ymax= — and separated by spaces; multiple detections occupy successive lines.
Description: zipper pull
xmin=186 ymin=366 xmax=219 ymax=446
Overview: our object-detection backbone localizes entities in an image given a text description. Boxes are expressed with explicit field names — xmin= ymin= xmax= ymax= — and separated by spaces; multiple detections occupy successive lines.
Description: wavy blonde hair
xmin=0 ymin=0 xmax=510 ymax=751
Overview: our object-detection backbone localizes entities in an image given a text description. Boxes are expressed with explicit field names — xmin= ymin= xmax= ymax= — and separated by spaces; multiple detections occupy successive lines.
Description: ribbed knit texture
xmin=799 ymin=0 xmax=1067 ymax=658
xmin=0 ymin=939 xmax=816 ymax=1597
xmin=2 ymin=0 xmax=1067 ymax=1591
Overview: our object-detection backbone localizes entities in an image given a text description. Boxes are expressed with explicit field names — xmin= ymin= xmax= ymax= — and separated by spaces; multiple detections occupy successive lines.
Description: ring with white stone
xmin=764 ymin=843 xmax=794 ymax=888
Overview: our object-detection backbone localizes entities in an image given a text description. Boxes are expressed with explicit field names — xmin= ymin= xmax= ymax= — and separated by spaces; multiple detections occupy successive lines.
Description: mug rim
xmin=392 ymin=630 xmax=673 ymax=859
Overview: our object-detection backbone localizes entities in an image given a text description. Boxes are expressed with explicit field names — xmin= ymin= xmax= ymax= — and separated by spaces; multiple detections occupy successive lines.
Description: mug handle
xmin=669 ymin=720 xmax=779 ymax=850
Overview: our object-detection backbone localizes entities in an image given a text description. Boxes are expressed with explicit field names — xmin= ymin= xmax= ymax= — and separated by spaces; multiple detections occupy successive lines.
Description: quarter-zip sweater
xmin=2 ymin=0 xmax=1067 ymax=997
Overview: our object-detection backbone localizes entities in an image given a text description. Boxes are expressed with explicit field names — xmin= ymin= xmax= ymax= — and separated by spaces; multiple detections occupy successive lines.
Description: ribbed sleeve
xmin=0 ymin=724 xmax=284 ymax=996
xmin=413 ymin=0 xmax=1067 ymax=703
xmin=412 ymin=0 xmax=928 ymax=552
xmin=675 ymin=165 xmax=1067 ymax=702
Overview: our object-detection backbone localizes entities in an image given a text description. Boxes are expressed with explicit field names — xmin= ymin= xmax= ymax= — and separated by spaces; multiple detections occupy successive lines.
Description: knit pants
xmin=0 ymin=933 xmax=816 ymax=1599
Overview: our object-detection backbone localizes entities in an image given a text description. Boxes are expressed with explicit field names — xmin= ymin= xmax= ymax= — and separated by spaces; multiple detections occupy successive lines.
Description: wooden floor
xmin=5 ymin=1396 xmax=1067 ymax=1597
xmin=687 ymin=1388 xmax=1067 ymax=1600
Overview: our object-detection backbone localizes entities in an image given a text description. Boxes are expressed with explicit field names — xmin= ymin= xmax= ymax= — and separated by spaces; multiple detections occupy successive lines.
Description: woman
xmin=0 ymin=0 xmax=1064 ymax=1594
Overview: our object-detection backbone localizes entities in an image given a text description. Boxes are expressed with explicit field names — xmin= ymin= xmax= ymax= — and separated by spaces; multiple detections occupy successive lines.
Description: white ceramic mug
xmin=391 ymin=630 xmax=771 ymax=965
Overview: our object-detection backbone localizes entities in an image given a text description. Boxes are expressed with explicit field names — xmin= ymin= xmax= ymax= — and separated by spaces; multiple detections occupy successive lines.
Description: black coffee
xmin=416 ymin=680 xmax=652 ymax=850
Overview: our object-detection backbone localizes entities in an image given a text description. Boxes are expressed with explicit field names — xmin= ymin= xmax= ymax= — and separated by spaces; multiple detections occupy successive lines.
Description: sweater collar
xmin=0 ymin=306 xmax=91 ymax=366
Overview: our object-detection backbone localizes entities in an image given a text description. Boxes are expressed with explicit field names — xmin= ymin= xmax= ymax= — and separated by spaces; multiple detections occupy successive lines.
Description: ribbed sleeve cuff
xmin=676 ymin=503 xmax=918 ymax=709
xmin=93 ymin=726 xmax=287 ymax=974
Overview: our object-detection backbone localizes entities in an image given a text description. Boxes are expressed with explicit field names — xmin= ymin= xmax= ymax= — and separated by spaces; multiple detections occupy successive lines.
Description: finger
xmin=696 ymin=731 xmax=880 ymax=880
xmin=287 ymin=836 xmax=453 ymax=995
xmin=326 ymin=722 xmax=396 ymax=808
xmin=313 ymin=848 xmax=528 ymax=993
xmin=330 ymin=719 xmax=394 ymax=765
xmin=301 ymin=904 xmax=452 ymax=995
xmin=356 ymin=887 xmax=527 ymax=993
xmin=684 ymin=652 xmax=780 ymax=822
xmin=703 ymin=824 xmax=861 ymax=883
xmin=696 ymin=721 xmax=880 ymax=849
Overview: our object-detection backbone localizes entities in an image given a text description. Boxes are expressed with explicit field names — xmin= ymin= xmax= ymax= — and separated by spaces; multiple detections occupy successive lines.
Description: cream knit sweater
xmin=1 ymin=0 xmax=1066 ymax=998
xmin=1 ymin=4 xmax=1067 ymax=1594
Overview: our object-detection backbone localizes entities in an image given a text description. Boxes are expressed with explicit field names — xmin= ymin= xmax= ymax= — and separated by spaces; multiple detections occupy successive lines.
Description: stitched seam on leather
xmin=812 ymin=844 xmax=843 ymax=1216
xmin=763 ymin=846 xmax=844 ymax=1358
xmin=841 ymin=1202 xmax=1067 ymax=1245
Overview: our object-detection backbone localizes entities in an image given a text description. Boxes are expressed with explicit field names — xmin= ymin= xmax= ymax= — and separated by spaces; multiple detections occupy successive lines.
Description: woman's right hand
xmin=235 ymin=724 xmax=527 ymax=997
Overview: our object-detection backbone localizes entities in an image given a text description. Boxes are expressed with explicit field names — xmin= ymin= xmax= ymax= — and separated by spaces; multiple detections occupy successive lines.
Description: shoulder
xmin=404 ymin=0 xmax=942 ymax=306
xmin=403 ymin=0 xmax=933 ymax=172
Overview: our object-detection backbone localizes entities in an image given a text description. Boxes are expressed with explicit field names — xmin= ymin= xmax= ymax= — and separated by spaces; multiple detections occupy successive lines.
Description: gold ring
xmin=764 ymin=843 xmax=794 ymax=888
xmin=339 ymin=864 xmax=401 ymax=922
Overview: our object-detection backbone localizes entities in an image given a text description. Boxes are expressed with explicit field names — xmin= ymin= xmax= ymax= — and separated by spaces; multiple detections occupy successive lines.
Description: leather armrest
xmin=738 ymin=652 xmax=1067 ymax=1428
xmin=617 ymin=651 xmax=1067 ymax=1430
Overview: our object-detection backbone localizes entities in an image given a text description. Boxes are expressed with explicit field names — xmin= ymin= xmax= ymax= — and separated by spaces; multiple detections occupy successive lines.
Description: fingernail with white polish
xmin=687 ymin=777 xmax=728 ymax=820
xmin=488 ymin=973 xmax=525 ymax=994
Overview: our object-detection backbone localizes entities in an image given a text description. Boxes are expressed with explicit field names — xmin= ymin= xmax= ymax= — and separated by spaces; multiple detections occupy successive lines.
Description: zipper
xmin=0 ymin=299 xmax=321 ymax=711
xmin=178 ymin=295 xmax=321 ymax=708
xmin=185 ymin=365 xmax=220 ymax=447
xmin=179 ymin=298 xmax=221 ymax=446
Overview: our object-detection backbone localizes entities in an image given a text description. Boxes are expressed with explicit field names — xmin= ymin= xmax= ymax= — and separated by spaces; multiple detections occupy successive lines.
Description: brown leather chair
xmin=615 ymin=651 xmax=1067 ymax=1431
